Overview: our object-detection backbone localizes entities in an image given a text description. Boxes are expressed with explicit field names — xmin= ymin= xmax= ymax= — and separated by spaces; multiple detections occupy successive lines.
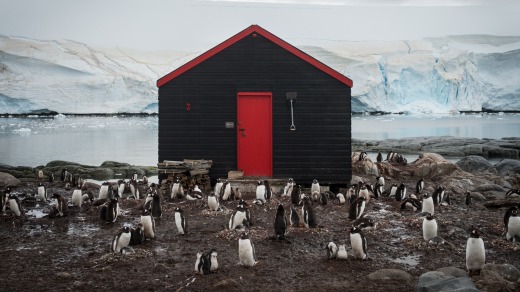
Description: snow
xmin=0 ymin=34 xmax=519 ymax=114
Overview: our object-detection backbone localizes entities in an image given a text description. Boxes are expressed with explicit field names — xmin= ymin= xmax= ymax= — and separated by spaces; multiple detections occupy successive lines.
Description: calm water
xmin=0 ymin=113 xmax=519 ymax=167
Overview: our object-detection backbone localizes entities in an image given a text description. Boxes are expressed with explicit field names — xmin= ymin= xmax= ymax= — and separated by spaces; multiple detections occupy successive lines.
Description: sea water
xmin=0 ymin=113 xmax=519 ymax=167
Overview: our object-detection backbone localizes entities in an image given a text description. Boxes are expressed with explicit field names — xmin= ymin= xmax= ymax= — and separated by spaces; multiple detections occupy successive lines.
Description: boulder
xmin=477 ymin=269 xmax=517 ymax=292
xmin=351 ymin=152 xmax=379 ymax=177
xmin=482 ymin=264 xmax=520 ymax=282
xmin=368 ymin=269 xmax=412 ymax=281
xmin=0 ymin=172 xmax=21 ymax=188
xmin=436 ymin=267 xmax=469 ymax=278
xmin=495 ymin=159 xmax=520 ymax=176
xmin=456 ymin=156 xmax=495 ymax=174
xmin=414 ymin=271 xmax=478 ymax=292
xmin=410 ymin=153 xmax=459 ymax=179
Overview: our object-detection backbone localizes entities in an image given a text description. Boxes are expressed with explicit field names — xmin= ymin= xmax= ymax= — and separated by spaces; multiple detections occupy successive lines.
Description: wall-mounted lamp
xmin=286 ymin=92 xmax=297 ymax=131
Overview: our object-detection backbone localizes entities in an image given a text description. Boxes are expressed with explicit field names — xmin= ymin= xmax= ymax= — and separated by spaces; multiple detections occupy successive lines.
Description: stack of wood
xmin=157 ymin=159 xmax=212 ymax=192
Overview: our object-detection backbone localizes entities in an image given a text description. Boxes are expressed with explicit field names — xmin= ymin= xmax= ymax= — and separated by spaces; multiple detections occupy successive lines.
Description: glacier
xmin=0 ymin=34 xmax=519 ymax=114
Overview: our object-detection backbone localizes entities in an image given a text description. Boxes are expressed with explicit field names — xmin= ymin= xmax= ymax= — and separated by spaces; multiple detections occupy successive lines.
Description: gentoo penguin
xmin=506 ymin=209 xmax=520 ymax=242
xmin=118 ymin=179 xmax=127 ymax=199
xmin=466 ymin=229 xmax=485 ymax=276
xmin=141 ymin=210 xmax=155 ymax=239
xmin=61 ymin=168 xmax=69 ymax=182
xmin=400 ymin=198 xmax=422 ymax=213
xmin=170 ymin=177 xmax=183 ymax=199
xmin=37 ymin=183 xmax=47 ymax=201
xmin=311 ymin=179 xmax=320 ymax=202
xmin=207 ymin=191 xmax=220 ymax=211
xmin=376 ymin=175 xmax=385 ymax=187
xmin=129 ymin=179 xmax=140 ymax=199
xmin=326 ymin=241 xmax=338 ymax=259
xmin=283 ymin=178 xmax=295 ymax=197
xmin=205 ymin=249 xmax=218 ymax=273
xmin=111 ymin=226 xmax=131 ymax=253
xmin=289 ymin=205 xmax=300 ymax=227
xmin=319 ymin=192 xmax=329 ymax=205
xmin=336 ymin=244 xmax=348 ymax=260
xmin=186 ymin=187 xmax=203 ymax=201
xmin=48 ymin=173 xmax=54 ymax=183
xmin=290 ymin=185 xmax=302 ymax=205
xmin=150 ymin=190 xmax=162 ymax=219
xmin=130 ymin=223 xmax=145 ymax=245
xmin=347 ymin=186 xmax=357 ymax=204
xmin=432 ymin=185 xmax=445 ymax=205
xmin=105 ymin=198 xmax=119 ymax=223
xmin=229 ymin=203 xmax=249 ymax=230
xmin=174 ymin=207 xmax=187 ymax=235
xmin=214 ymin=178 xmax=223 ymax=197
xmin=505 ymin=189 xmax=520 ymax=198
xmin=395 ymin=183 xmax=407 ymax=201
xmin=376 ymin=152 xmax=383 ymax=163
xmin=195 ymin=252 xmax=204 ymax=275
xmin=263 ymin=180 xmax=272 ymax=201
xmin=350 ymin=227 xmax=368 ymax=260
xmin=388 ymin=183 xmax=398 ymax=198
xmin=422 ymin=193 xmax=435 ymax=215
xmin=416 ymin=178 xmax=424 ymax=193
xmin=235 ymin=188 xmax=242 ymax=200
xmin=71 ymin=188 xmax=82 ymax=208
xmin=238 ymin=232 xmax=257 ymax=267
xmin=353 ymin=216 xmax=377 ymax=232
xmin=131 ymin=172 xmax=138 ymax=182
xmin=358 ymin=184 xmax=370 ymax=204
xmin=8 ymin=194 xmax=23 ymax=217
xmin=274 ymin=204 xmax=287 ymax=240
xmin=52 ymin=193 xmax=68 ymax=217
xmin=374 ymin=182 xmax=383 ymax=199
xmin=36 ymin=170 xmax=43 ymax=181
xmin=336 ymin=193 xmax=346 ymax=205
xmin=221 ymin=180 xmax=232 ymax=201
xmin=99 ymin=182 xmax=109 ymax=200
xmin=302 ymin=197 xmax=317 ymax=228
xmin=465 ymin=192 xmax=472 ymax=206
xmin=358 ymin=151 xmax=368 ymax=161
xmin=255 ymin=180 xmax=266 ymax=204
xmin=2 ymin=187 xmax=11 ymax=213
xmin=422 ymin=213 xmax=438 ymax=241
xmin=348 ymin=197 xmax=366 ymax=220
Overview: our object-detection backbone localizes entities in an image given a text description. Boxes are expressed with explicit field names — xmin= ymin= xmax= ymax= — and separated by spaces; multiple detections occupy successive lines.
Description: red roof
xmin=157 ymin=25 xmax=353 ymax=88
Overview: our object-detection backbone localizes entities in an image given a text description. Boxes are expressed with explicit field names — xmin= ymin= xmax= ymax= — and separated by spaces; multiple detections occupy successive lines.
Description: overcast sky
xmin=1 ymin=0 xmax=519 ymax=51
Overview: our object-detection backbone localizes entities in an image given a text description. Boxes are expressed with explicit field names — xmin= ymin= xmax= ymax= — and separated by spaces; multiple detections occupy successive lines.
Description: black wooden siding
xmin=159 ymin=33 xmax=351 ymax=185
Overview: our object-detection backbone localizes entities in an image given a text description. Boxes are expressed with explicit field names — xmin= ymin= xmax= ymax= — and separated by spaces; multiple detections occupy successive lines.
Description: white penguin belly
xmin=466 ymin=238 xmax=485 ymax=270
xmin=37 ymin=187 xmax=46 ymax=201
xmin=113 ymin=232 xmax=131 ymax=253
xmin=507 ymin=217 xmax=520 ymax=240
xmin=72 ymin=190 xmax=82 ymax=207
xmin=99 ymin=185 xmax=108 ymax=199
xmin=423 ymin=220 xmax=438 ymax=241
xmin=141 ymin=216 xmax=155 ymax=238
xmin=208 ymin=197 xmax=219 ymax=211
xmin=336 ymin=245 xmax=348 ymax=260
xmin=255 ymin=186 xmax=266 ymax=201
xmin=350 ymin=234 xmax=366 ymax=259
xmin=9 ymin=199 xmax=21 ymax=216
xmin=422 ymin=199 xmax=434 ymax=215
xmin=175 ymin=212 xmax=185 ymax=234
xmin=238 ymin=239 xmax=256 ymax=267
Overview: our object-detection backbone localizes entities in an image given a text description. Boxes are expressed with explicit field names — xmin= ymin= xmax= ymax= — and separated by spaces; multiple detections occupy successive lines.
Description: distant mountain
xmin=1 ymin=34 xmax=519 ymax=114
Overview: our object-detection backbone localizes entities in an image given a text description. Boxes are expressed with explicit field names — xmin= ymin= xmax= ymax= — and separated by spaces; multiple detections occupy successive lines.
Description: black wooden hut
xmin=157 ymin=25 xmax=353 ymax=186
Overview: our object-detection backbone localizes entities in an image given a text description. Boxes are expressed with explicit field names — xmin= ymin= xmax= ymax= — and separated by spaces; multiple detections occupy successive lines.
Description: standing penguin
xmin=98 ymin=182 xmax=109 ymax=199
xmin=118 ymin=179 xmax=127 ymax=199
xmin=350 ymin=227 xmax=368 ymax=260
xmin=465 ymin=192 xmax=473 ymax=206
xmin=374 ymin=182 xmax=383 ymax=199
xmin=422 ymin=213 xmax=438 ymax=241
xmin=290 ymin=185 xmax=302 ymax=205
xmin=238 ymin=232 xmax=257 ymax=267
xmin=336 ymin=244 xmax=348 ymax=260
xmin=37 ymin=183 xmax=47 ymax=201
xmin=52 ymin=193 xmax=68 ymax=217
xmin=506 ymin=209 xmax=520 ymax=242
xmin=326 ymin=241 xmax=338 ymax=259
xmin=274 ymin=204 xmax=287 ymax=240
xmin=289 ymin=205 xmax=300 ymax=227
xmin=8 ymin=194 xmax=23 ymax=217
xmin=432 ymin=185 xmax=445 ymax=205
xmin=170 ymin=177 xmax=184 ymax=199
xmin=220 ymin=180 xmax=232 ymax=201
xmin=376 ymin=152 xmax=383 ymax=163
xmin=388 ymin=183 xmax=398 ymax=198
xmin=234 ymin=188 xmax=242 ymax=201
xmin=395 ymin=183 xmax=407 ymax=201
xmin=105 ymin=198 xmax=119 ymax=223
xmin=130 ymin=223 xmax=145 ymax=245
xmin=358 ymin=184 xmax=370 ymax=204
xmin=263 ymin=180 xmax=272 ymax=201
xmin=2 ymin=187 xmax=11 ymax=213
xmin=466 ymin=229 xmax=485 ymax=276
xmin=195 ymin=252 xmax=204 ymax=275
xmin=302 ymin=197 xmax=317 ymax=228
xmin=48 ymin=173 xmax=54 ymax=183
xmin=422 ymin=193 xmax=435 ymax=215
xmin=376 ymin=175 xmax=385 ymax=187
xmin=255 ymin=180 xmax=266 ymax=204
xmin=205 ymin=249 xmax=218 ymax=273
xmin=141 ymin=210 xmax=156 ymax=240
xmin=208 ymin=191 xmax=220 ymax=211
xmin=229 ymin=203 xmax=249 ymax=230
xmin=129 ymin=179 xmax=140 ymax=199
xmin=311 ymin=179 xmax=320 ymax=202
xmin=283 ymin=178 xmax=295 ymax=197
xmin=71 ymin=188 xmax=82 ymax=208
xmin=348 ymin=197 xmax=366 ymax=220
xmin=416 ymin=178 xmax=424 ymax=193
xmin=112 ymin=226 xmax=131 ymax=253
xmin=150 ymin=190 xmax=162 ymax=219
xmin=174 ymin=207 xmax=187 ymax=235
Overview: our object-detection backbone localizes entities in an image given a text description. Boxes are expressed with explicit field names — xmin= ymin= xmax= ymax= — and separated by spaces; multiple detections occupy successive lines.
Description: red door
xmin=237 ymin=92 xmax=272 ymax=177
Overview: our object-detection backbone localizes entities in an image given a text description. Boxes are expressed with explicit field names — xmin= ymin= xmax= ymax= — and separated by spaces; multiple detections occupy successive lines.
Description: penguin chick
xmin=326 ymin=241 xmax=338 ymax=259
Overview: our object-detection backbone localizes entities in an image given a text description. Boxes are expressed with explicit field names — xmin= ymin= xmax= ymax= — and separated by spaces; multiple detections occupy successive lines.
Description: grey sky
xmin=1 ymin=0 xmax=519 ymax=51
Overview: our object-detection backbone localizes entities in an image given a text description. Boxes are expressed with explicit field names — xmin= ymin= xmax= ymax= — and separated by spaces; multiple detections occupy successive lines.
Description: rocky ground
xmin=1 ymin=152 xmax=520 ymax=291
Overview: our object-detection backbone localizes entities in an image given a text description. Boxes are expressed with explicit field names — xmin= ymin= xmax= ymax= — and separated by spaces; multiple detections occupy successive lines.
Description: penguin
xmin=400 ymin=198 xmax=422 ymax=212
xmin=283 ymin=178 xmax=294 ymax=197
xmin=395 ymin=183 xmax=407 ymax=201
xmin=118 ymin=179 xmax=127 ymax=199
xmin=358 ymin=151 xmax=367 ymax=161
xmin=61 ymin=168 xmax=68 ymax=182
xmin=290 ymin=185 xmax=302 ymax=205
xmin=353 ymin=216 xmax=377 ymax=232
xmin=229 ymin=203 xmax=249 ymax=230
xmin=422 ymin=213 xmax=438 ymax=241
xmin=82 ymin=191 xmax=94 ymax=203
xmin=319 ymin=192 xmax=329 ymax=205
xmin=238 ymin=232 xmax=257 ymax=267
xmin=111 ymin=226 xmax=131 ymax=253
xmin=208 ymin=191 xmax=220 ymax=211
xmin=186 ymin=187 xmax=203 ymax=201
xmin=348 ymin=197 xmax=366 ymax=220
xmin=174 ymin=207 xmax=187 ymax=235
xmin=376 ymin=152 xmax=383 ymax=163
xmin=311 ymin=179 xmax=320 ymax=202
xmin=358 ymin=184 xmax=370 ymax=204
xmin=374 ymin=182 xmax=383 ymax=199
xmin=150 ymin=189 xmax=162 ymax=219
xmin=255 ymin=180 xmax=266 ymax=204
xmin=336 ymin=244 xmax=348 ymax=260
xmin=52 ymin=193 xmax=67 ymax=217
xmin=170 ymin=177 xmax=184 ymax=199
xmin=504 ymin=205 xmax=519 ymax=230
xmin=195 ymin=252 xmax=204 ymax=275
xmin=8 ymin=194 xmax=23 ymax=217
xmin=263 ymin=180 xmax=272 ymax=201
xmin=219 ymin=180 xmax=231 ymax=201
xmin=76 ymin=177 xmax=84 ymax=189
xmin=465 ymin=192 xmax=472 ymax=206
xmin=205 ymin=249 xmax=218 ymax=273
xmin=235 ymin=188 xmax=242 ymax=200
xmin=141 ymin=210 xmax=155 ymax=239
xmin=130 ymin=223 xmax=145 ymax=245
xmin=289 ymin=205 xmax=300 ymax=227
xmin=47 ymin=173 xmax=54 ymax=183
xmin=466 ymin=229 xmax=485 ymax=276
xmin=2 ymin=187 xmax=11 ymax=213
xmin=421 ymin=193 xmax=435 ymax=215
xmin=336 ymin=193 xmax=346 ymax=205
xmin=505 ymin=189 xmax=520 ymax=198
xmin=71 ymin=188 xmax=82 ymax=208
xmin=326 ymin=241 xmax=338 ymax=259
xmin=98 ymin=182 xmax=109 ymax=199
xmin=37 ymin=182 xmax=47 ymax=201
xmin=302 ymin=197 xmax=317 ymax=228
xmin=432 ymin=185 xmax=445 ymax=205
xmin=376 ymin=175 xmax=385 ymax=187
xmin=105 ymin=198 xmax=119 ymax=223
xmin=388 ymin=183 xmax=398 ymax=198
xmin=416 ymin=178 xmax=424 ymax=193
xmin=506 ymin=209 xmax=520 ymax=242
xmin=131 ymin=172 xmax=138 ymax=182
xmin=274 ymin=204 xmax=287 ymax=240
xmin=141 ymin=176 xmax=148 ymax=185
xmin=350 ymin=226 xmax=368 ymax=260
xmin=129 ymin=179 xmax=140 ymax=199
xmin=386 ymin=151 xmax=395 ymax=162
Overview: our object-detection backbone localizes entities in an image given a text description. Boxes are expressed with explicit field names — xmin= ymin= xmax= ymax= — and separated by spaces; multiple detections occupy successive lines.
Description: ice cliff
xmin=0 ymin=34 xmax=519 ymax=114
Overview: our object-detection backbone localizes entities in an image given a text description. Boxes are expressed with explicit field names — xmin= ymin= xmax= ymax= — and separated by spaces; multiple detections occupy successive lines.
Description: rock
xmin=153 ymin=263 xmax=169 ymax=273
xmin=56 ymin=272 xmax=72 ymax=278
xmin=473 ymin=184 xmax=506 ymax=193
xmin=436 ymin=267 xmax=469 ymax=278
xmin=415 ymin=271 xmax=479 ymax=292
xmin=368 ymin=269 xmax=412 ymax=281
xmin=456 ymin=156 xmax=495 ymax=174
xmin=351 ymin=152 xmax=379 ymax=176
xmin=100 ymin=161 xmax=131 ymax=168
xmin=495 ymin=159 xmax=520 ymax=176
xmin=213 ymin=279 xmax=239 ymax=289
xmin=482 ymin=264 xmax=520 ymax=282
xmin=410 ymin=153 xmax=459 ymax=179
xmin=478 ymin=269 xmax=517 ymax=292
xmin=0 ymin=172 xmax=21 ymax=188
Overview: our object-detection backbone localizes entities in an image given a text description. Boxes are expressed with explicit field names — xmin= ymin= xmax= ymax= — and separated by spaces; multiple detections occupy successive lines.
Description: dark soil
xmin=1 ymin=177 xmax=519 ymax=292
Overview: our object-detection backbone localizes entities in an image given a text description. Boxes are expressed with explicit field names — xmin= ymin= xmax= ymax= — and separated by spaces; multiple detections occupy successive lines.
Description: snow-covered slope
xmin=1 ymin=34 xmax=519 ymax=114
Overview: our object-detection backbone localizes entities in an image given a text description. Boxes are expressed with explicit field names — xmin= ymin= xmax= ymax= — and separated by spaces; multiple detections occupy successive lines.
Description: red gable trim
xmin=157 ymin=25 xmax=353 ymax=88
